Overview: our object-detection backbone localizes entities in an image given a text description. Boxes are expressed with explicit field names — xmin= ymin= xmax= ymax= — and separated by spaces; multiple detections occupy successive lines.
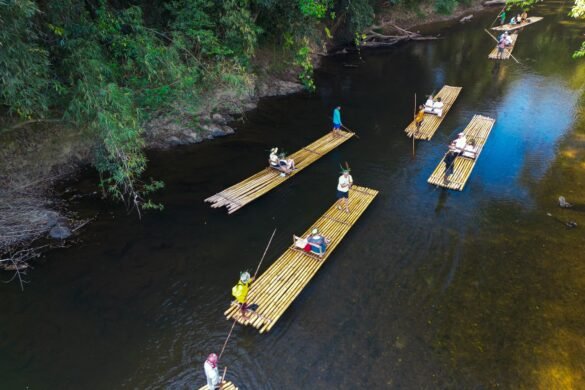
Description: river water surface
xmin=2 ymin=2 xmax=585 ymax=389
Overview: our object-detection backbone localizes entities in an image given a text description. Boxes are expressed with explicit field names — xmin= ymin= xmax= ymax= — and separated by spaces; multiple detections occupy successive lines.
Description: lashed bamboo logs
xmin=205 ymin=130 xmax=355 ymax=214
xmin=224 ymin=185 xmax=378 ymax=333
xmin=427 ymin=115 xmax=495 ymax=191
xmin=491 ymin=16 xmax=543 ymax=32
xmin=404 ymin=85 xmax=462 ymax=140
xmin=488 ymin=32 xmax=519 ymax=60
xmin=198 ymin=381 xmax=238 ymax=390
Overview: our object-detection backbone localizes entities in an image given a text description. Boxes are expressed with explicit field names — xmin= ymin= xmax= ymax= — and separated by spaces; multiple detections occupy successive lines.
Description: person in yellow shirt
xmin=232 ymin=271 xmax=254 ymax=316
xmin=415 ymin=105 xmax=425 ymax=132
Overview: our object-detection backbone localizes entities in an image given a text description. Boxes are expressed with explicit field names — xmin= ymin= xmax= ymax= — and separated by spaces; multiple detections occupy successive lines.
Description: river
xmin=2 ymin=2 xmax=585 ymax=389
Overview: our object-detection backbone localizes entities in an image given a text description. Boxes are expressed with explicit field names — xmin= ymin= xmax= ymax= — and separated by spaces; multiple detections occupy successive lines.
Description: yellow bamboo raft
xmin=404 ymin=85 xmax=462 ymax=140
xmin=224 ymin=185 xmax=378 ymax=333
xmin=198 ymin=381 xmax=238 ymax=390
xmin=491 ymin=16 xmax=543 ymax=32
xmin=488 ymin=32 xmax=519 ymax=60
xmin=427 ymin=115 xmax=495 ymax=191
xmin=205 ymin=130 xmax=355 ymax=214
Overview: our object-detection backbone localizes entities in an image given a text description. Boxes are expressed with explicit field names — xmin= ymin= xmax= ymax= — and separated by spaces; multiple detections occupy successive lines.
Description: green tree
xmin=570 ymin=0 xmax=585 ymax=58
xmin=0 ymin=0 xmax=49 ymax=118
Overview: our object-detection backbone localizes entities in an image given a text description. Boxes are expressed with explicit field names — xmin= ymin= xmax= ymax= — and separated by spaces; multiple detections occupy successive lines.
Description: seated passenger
xmin=432 ymin=97 xmax=444 ymax=117
xmin=450 ymin=132 xmax=467 ymax=153
xmin=510 ymin=16 xmax=517 ymax=25
xmin=293 ymin=228 xmax=330 ymax=257
xmin=424 ymin=96 xmax=435 ymax=113
xmin=504 ymin=32 xmax=513 ymax=46
xmin=268 ymin=147 xmax=295 ymax=175
xmin=278 ymin=153 xmax=296 ymax=174
xmin=269 ymin=147 xmax=279 ymax=168
xmin=521 ymin=11 xmax=528 ymax=22
xmin=462 ymin=139 xmax=478 ymax=159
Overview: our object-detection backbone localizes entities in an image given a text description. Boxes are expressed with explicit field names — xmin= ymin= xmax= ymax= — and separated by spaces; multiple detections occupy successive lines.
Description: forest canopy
xmin=1 ymin=0 xmax=582 ymax=211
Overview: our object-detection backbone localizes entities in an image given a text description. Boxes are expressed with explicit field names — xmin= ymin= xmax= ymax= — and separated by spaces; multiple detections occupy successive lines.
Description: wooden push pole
xmin=220 ymin=366 xmax=227 ymax=387
xmin=254 ymin=228 xmax=277 ymax=279
xmin=412 ymin=93 xmax=416 ymax=157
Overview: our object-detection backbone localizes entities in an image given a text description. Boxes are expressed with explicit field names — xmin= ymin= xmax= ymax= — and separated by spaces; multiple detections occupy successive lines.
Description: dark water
xmin=2 ymin=2 xmax=585 ymax=389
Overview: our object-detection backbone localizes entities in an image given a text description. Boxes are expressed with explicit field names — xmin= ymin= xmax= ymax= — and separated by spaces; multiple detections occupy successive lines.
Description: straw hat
xmin=270 ymin=147 xmax=278 ymax=154
xmin=311 ymin=228 xmax=319 ymax=235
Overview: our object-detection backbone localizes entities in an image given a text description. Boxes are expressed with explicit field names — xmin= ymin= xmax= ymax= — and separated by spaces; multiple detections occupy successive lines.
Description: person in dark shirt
xmin=443 ymin=150 xmax=458 ymax=182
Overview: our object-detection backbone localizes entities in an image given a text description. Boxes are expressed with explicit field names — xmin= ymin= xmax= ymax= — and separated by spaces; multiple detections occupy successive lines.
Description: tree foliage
xmin=0 ymin=1 xmax=49 ymax=118
xmin=0 ymin=0 xmax=481 ymax=212
xmin=570 ymin=0 xmax=585 ymax=58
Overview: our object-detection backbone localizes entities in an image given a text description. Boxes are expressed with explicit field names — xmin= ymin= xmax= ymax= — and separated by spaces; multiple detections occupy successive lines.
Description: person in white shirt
xmin=268 ymin=147 xmax=295 ymax=175
xmin=269 ymin=147 xmax=279 ymax=168
xmin=336 ymin=169 xmax=353 ymax=213
xmin=450 ymin=132 xmax=467 ymax=153
xmin=462 ymin=139 xmax=478 ymax=159
xmin=505 ymin=34 xmax=513 ymax=46
xmin=424 ymin=95 xmax=434 ymax=113
xmin=432 ymin=97 xmax=444 ymax=117
xmin=204 ymin=353 xmax=221 ymax=389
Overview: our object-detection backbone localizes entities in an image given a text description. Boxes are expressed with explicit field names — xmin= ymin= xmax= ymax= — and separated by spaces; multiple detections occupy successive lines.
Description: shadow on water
xmin=1 ymin=2 xmax=585 ymax=389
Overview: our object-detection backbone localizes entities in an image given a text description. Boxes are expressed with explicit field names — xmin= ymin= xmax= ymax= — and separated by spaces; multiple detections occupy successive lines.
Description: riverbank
xmin=0 ymin=1 xmax=493 ymax=271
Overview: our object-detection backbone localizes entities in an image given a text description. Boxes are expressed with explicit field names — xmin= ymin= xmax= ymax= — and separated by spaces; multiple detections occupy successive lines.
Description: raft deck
xmin=491 ymin=16 xmax=543 ymax=32
xmin=488 ymin=32 xmax=519 ymax=60
xmin=198 ymin=382 xmax=238 ymax=390
xmin=427 ymin=115 xmax=495 ymax=191
xmin=405 ymin=85 xmax=462 ymax=140
xmin=205 ymin=130 xmax=354 ymax=214
xmin=224 ymin=185 xmax=378 ymax=333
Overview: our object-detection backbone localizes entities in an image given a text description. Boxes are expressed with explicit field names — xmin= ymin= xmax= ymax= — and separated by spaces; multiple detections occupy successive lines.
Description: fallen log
xmin=483 ymin=0 xmax=506 ymax=6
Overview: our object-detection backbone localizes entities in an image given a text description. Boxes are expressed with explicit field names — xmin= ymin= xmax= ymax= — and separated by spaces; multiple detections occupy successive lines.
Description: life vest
xmin=232 ymin=281 xmax=250 ymax=303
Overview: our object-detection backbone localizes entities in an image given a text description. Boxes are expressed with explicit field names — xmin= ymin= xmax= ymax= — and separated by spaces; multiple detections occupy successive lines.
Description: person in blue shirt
xmin=307 ymin=228 xmax=329 ymax=257
xmin=332 ymin=106 xmax=342 ymax=136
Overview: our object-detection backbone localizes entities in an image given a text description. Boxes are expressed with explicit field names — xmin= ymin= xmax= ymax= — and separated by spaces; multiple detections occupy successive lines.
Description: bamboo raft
xmin=198 ymin=382 xmax=238 ymax=390
xmin=404 ymin=85 xmax=462 ymax=140
xmin=224 ymin=185 xmax=378 ymax=333
xmin=488 ymin=32 xmax=519 ymax=60
xmin=491 ymin=16 xmax=543 ymax=32
xmin=427 ymin=115 xmax=495 ymax=191
xmin=205 ymin=130 xmax=355 ymax=214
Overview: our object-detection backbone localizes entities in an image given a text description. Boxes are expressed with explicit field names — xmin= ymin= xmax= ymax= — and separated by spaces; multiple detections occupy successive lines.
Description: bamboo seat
xmin=491 ymin=16 xmax=543 ymax=32
xmin=427 ymin=115 xmax=495 ymax=191
xmin=205 ymin=130 xmax=355 ymax=214
xmin=488 ymin=32 xmax=519 ymax=60
xmin=198 ymin=381 xmax=238 ymax=390
xmin=405 ymin=85 xmax=462 ymax=140
xmin=224 ymin=185 xmax=378 ymax=333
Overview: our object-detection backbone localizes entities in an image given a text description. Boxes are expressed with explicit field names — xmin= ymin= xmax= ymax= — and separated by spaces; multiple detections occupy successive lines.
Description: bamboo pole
xmin=413 ymin=93 xmax=416 ymax=157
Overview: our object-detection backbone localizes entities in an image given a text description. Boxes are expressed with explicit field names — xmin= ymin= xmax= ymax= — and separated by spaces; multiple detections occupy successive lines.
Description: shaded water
xmin=2 ymin=2 xmax=585 ymax=388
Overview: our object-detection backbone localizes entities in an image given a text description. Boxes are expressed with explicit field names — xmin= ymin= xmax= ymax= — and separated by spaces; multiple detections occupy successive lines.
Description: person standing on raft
xmin=204 ymin=353 xmax=223 ymax=390
xmin=336 ymin=168 xmax=353 ymax=213
xmin=332 ymin=106 xmax=342 ymax=137
xmin=232 ymin=271 xmax=254 ymax=317
xmin=443 ymin=150 xmax=458 ymax=183
xmin=415 ymin=105 xmax=425 ymax=132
